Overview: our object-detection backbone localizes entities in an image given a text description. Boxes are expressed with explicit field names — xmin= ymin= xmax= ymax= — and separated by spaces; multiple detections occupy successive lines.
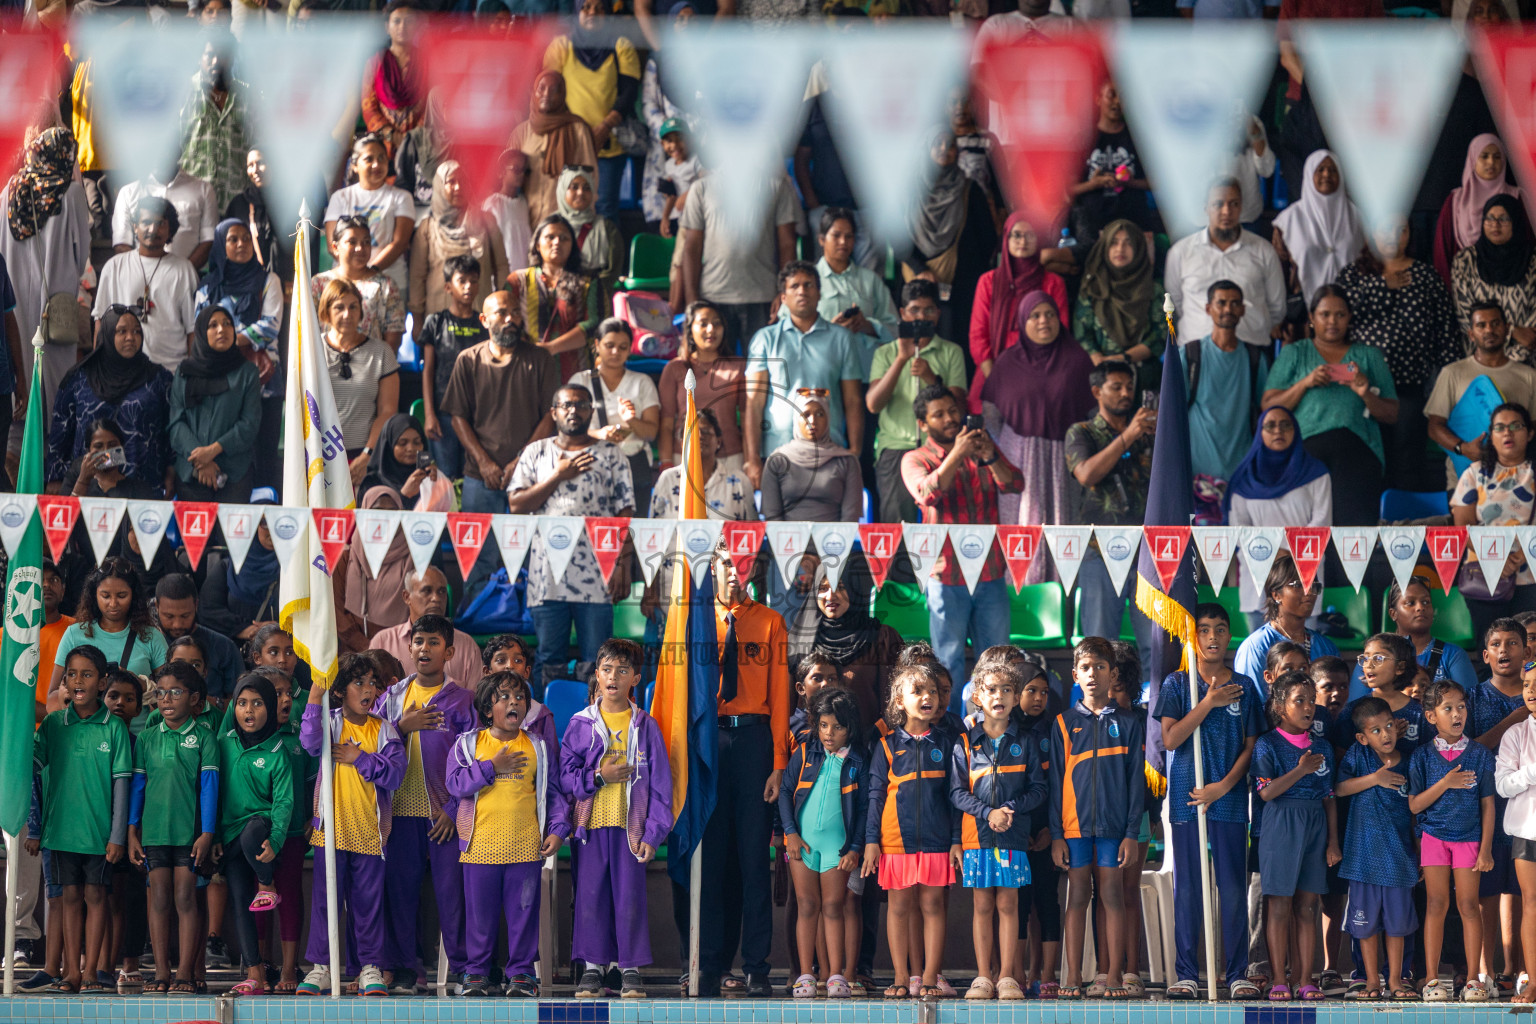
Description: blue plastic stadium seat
xmin=542 ymin=679 xmax=588 ymax=741
xmin=1380 ymin=488 xmax=1450 ymax=522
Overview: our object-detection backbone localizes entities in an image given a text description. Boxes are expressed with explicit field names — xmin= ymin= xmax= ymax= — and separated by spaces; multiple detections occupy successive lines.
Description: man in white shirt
xmin=111 ymin=164 xmax=218 ymax=268
xmin=1165 ymin=177 xmax=1287 ymax=349
xmin=93 ymin=197 xmax=198 ymax=372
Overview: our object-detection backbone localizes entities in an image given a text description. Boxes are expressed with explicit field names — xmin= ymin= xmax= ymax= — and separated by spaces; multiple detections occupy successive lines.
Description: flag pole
xmin=684 ymin=367 xmax=703 ymax=1000
xmin=321 ymin=691 xmax=339 ymax=997
xmin=1191 ymin=724 xmax=1218 ymax=1000
xmin=3 ymin=831 xmax=17 ymax=995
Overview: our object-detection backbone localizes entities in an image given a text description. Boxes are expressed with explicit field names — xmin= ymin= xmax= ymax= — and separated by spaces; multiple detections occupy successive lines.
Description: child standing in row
xmin=1493 ymin=664 xmax=1536 ymax=1004
xmin=1015 ymin=662 xmax=1062 ymax=998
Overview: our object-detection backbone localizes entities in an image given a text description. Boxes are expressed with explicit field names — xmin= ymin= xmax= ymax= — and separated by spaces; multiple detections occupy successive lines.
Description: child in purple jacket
xmin=371 ymin=614 xmax=480 ymax=992
xmin=560 ymin=640 xmax=674 ymax=999
xmin=446 ymin=671 xmax=570 ymax=997
xmin=296 ymin=654 xmax=406 ymax=998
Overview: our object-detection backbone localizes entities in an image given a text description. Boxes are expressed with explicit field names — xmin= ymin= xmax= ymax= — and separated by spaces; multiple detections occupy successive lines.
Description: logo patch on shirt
xmin=182 ymin=735 xmax=198 ymax=749
xmin=254 ymin=757 xmax=266 ymax=768
xmin=1108 ymin=720 xmax=1120 ymax=739
xmin=1311 ymin=720 xmax=1325 ymax=736
xmin=97 ymin=741 xmax=109 ymax=753
xmin=1406 ymin=723 xmax=1419 ymax=740
xmin=1010 ymin=743 xmax=1023 ymax=757
xmin=1227 ymin=702 xmax=1242 ymax=717
xmin=930 ymin=748 xmax=943 ymax=763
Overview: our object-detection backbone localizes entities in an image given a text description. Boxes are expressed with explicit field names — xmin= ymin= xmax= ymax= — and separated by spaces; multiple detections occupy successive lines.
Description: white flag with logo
xmin=1468 ymin=526 xmax=1515 ymax=590
xmin=1378 ymin=525 xmax=1426 ymax=595
xmin=765 ymin=521 xmax=813 ymax=588
xmin=400 ymin=512 xmax=446 ymax=576
xmin=1236 ymin=526 xmax=1286 ymax=594
xmin=630 ymin=519 xmax=676 ymax=588
xmin=1192 ymin=526 xmax=1238 ymax=595
xmin=262 ymin=506 xmax=310 ymax=574
xmin=1044 ymin=526 xmax=1094 ymax=593
xmin=216 ymin=504 xmax=263 ymax=574
xmin=352 ymin=509 xmax=401 ymax=579
xmin=819 ymin=26 xmax=970 ymax=245
xmin=0 ymin=495 xmax=34 ymax=559
xmin=231 ymin=22 xmax=379 ymax=231
xmin=810 ymin=522 xmax=861 ymax=590
xmin=1516 ymin=526 xmax=1536 ymax=582
xmin=1109 ymin=22 xmax=1277 ymax=238
xmin=947 ymin=524 xmax=997 ymax=595
xmin=1093 ymin=526 xmax=1142 ymax=596
xmin=77 ymin=20 xmax=208 ymax=193
xmin=902 ymin=523 xmax=947 ymax=582
xmin=127 ymin=500 xmax=175 ymax=568
xmin=676 ymin=519 xmax=726 ymax=587
xmin=77 ymin=498 xmax=126 ymax=567
xmin=660 ymin=25 xmax=813 ymax=245
xmin=491 ymin=514 xmax=536 ymax=580
xmin=1293 ymin=23 xmax=1465 ymax=232
xmin=537 ymin=517 xmax=586 ymax=587
xmin=1331 ymin=527 xmax=1378 ymax=593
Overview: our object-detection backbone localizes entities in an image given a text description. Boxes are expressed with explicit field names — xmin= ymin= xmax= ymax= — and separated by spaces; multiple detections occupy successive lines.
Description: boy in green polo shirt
xmin=29 ymin=644 xmax=131 ymax=994
xmin=128 ymin=662 xmax=218 ymax=994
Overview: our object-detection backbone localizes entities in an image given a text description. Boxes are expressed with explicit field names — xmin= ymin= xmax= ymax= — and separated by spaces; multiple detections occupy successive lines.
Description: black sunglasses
xmin=336 ymin=350 xmax=352 ymax=380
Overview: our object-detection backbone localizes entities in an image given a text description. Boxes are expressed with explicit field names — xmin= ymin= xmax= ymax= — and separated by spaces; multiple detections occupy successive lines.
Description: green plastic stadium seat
xmin=619 ymin=234 xmax=675 ymax=293
xmin=875 ymin=581 xmax=929 ymax=641
xmin=1071 ymin=599 xmax=1136 ymax=645
xmin=1320 ymin=586 xmax=1371 ymax=643
xmin=614 ymin=582 xmax=648 ymax=642
xmin=1196 ymin=584 xmax=1250 ymax=649
xmin=1008 ymin=583 xmax=1068 ymax=649
xmin=409 ymin=398 xmax=424 ymax=429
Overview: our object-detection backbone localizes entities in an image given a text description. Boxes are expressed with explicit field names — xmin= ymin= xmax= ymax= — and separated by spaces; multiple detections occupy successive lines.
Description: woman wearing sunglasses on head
xmin=316 ymin=278 xmax=399 ymax=489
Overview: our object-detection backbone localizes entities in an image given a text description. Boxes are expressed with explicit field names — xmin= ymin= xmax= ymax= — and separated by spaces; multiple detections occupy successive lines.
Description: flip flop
xmin=248 ymin=890 xmax=281 ymax=913
xmin=1298 ymin=985 xmax=1325 ymax=1001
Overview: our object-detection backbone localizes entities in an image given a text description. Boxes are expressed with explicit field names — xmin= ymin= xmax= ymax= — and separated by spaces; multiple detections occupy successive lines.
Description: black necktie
xmin=720 ymin=611 xmax=739 ymax=704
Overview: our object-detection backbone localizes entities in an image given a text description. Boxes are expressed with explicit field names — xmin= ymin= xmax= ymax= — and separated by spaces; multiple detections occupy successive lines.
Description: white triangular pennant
xmin=213 ymin=504 xmax=262 ymax=574
xmin=1468 ymin=526 xmax=1515 ymax=591
xmin=77 ymin=20 xmax=209 ymax=195
xmin=1043 ymin=526 xmax=1094 ymax=593
xmin=351 ymin=509 xmax=401 ymax=580
xmin=1293 ymin=23 xmax=1465 ymax=233
xmin=1093 ymin=526 xmax=1142 ymax=597
xmin=537 ymin=516 xmax=587 ymax=589
xmin=819 ymin=26 xmax=970 ymax=245
xmin=261 ymin=506 xmax=309 ymax=574
xmin=1517 ymin=526 xmax=1536 ymax=582
xmin=1236 ymin=526 xmax=1286 ymax=596
xmin=400 ymin=511 xmax=446 ymax=576
xmin=1378 ymin=525 xmax=1426 ymax=596
xmin=765 ymin=521 xmax=813 ymax=589
xmin=629 ymin=519 xmax=677 ymax=588
xmin=76 ymin=498 xmax=126 ymax=567
xmin=661 ymin=25 xmax=813 ymax=245
xmin=127 ymin=500 xmax=174 ymax=567
xmin=810 ymin=522 xmax=861 ymax=590
xmin=1192 ymin=526 xmax=1238 ymax=595
xmin=901 ymin=523 xmax=947 ymax=583
xmin=1330 ymin=526 xmax=1378 ymax=593
xmin=232 ymin=22 xmax=380 ymax=232
xmin=676 ymin=519 xmax=726 ymax=587
xmin=0 ymin=494 xmax=36 ymax=559
xmin=947 ymin=524 xmax=997 ymax=596
xmin=1110 ymin=22 xmax=1278 ymax=238
xmin=491 ymin=514 xmax=536 ymax=580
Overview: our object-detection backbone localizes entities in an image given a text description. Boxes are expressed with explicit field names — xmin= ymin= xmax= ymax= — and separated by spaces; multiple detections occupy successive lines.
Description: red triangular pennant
xmin=35 ymin=495 xmax=78 ymax=565
xmin=172 ymin=501 xmax=219 ymax=570
xmin=1475 ymin=29 xmax=1536 ymax=233
xmin=972 ymin=29 xmax=1106 ymax=236
xmin=1284 ymin=526 xmax=1331 ymax=592
xmin=446 ymin=512 xmax=492 ymax=581
xmin=0 ymin=23 xmax=65 ymax=184
xmin=858 ymin=524 xmax=905 ymax=591
xmin=584 ymin=516 xmax=631 ymax=587
xmin=1424 ymin=525 xmax=1467 ymax=595
xmin=995 ymin=525 xmax=1043 ymax=594
xmin=721 ymin=521 xmax=765 ymax=586
xmin=310 ymin=509 xmax=355 ymax=578
xmin=1142 ymin=526 xmax=1192 ymax=594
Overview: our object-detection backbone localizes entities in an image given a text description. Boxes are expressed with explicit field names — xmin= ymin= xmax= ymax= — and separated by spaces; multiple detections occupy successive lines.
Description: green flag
xmin=0 ymin=348 xmax=47 ymax=837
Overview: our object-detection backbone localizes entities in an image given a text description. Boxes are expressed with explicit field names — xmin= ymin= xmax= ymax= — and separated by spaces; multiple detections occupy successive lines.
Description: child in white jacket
xmin=1492 ymin=675 xmax=1536 ymax=1004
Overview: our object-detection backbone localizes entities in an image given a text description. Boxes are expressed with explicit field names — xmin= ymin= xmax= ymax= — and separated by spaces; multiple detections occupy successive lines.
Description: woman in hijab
xmin=980 ymin=291 xmax=1095 ymax=528
xmin=0 ymin=127 xmax=91 ymax=426
xmin=1225 ymin=407 xmax=1333 ymax=626
xmin=1072 ymin=218 xmax=1164 ymax=398
xmin=511 ymin=70 xmax=599 ymax=225
xmin=47 ymin=306 xmax=172 ymax=492
xmin=1433 ymin=134 xmax=1521 ymax=283
xmin=223 ymin=149 xmax=280 ymax=277
xmin=361 ymin=413 xmax=447 ymax=508
xmin=1452 ymin=194 xmax=1536 ymax=358
xmin=760 ymin=392 xmax=864 ymax=523
xmin=907 ymin=133 xmax=1000 ymax=340
xmin=169 ymin=305 xmax=261 ymax=502
xmin=545 ymin=0 xmax=641 ymax=219
xmin=407 ymin=160 xmax=508 ymax=325
xmin=968 ymin=212 xmax=1067 ymax=404
xmin=1272 ymin=150 xmax=1366 ymax=306
xmin=788 ymin=557 xmax=903 ymax=731
xmin=198 ymin=218 xmax=282 ymax=361
xmin=361 ymin=0 xmax=425 ymax=157
xmin=334 ymin=485 xmax=413 ymax=651
xmin=556 ymin=165 xmax=622 ymax=286
xmin=200 ymin=487 xmax=283 ymax=643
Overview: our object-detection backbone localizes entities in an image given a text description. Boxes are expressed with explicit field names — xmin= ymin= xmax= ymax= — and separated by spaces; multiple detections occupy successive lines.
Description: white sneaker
xmin=358 ymin=964 xmax=388 ymax=998
xmin=297 ymin=965 xmax=330 ymax=996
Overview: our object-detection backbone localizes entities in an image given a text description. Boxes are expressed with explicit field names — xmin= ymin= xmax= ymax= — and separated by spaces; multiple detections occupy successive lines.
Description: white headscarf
xmin=1273 ymin=149 xmax=1365 ymax=304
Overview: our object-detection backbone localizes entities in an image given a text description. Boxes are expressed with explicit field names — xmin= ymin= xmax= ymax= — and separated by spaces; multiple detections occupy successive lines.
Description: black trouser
xmin=173 ymin=468 xmax=253 ymax=504
xmin=1380 ymin=388 xmax=1437 ymax=494
xmin=1303 ymin=428 xmax=1383 ymax=527
xmin=221 ymin=817 xmax=277 ymax=970
xmin=110 ymin=861 xmax=147 ymax=965
xmin=715 ymin=304 xmax=770 ymax=354
xmin=698 ymin=721 xmax=773 ymax=977
xmin=254 ymin=395 xmax=284 ymax=492
xmin=875 ymin=448 xmax=917 ymax=527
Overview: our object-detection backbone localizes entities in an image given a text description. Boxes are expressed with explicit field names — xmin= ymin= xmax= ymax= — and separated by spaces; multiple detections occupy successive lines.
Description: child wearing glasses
xmin=1328 ymin=635 xmax=1428 ymax=758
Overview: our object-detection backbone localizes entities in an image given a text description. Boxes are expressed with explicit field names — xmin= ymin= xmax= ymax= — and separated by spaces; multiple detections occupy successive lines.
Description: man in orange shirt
xmin=694 ymin=550 xmax=790 ymax=997
xmin=35 ymin=560 xmax=74 ymax=722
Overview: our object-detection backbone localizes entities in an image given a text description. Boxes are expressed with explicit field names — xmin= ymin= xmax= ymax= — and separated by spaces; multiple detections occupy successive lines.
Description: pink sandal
xmin=248 ymin=890 xmax=281 ymax=912
xmin=230 ymin=979 xmax=268 ymax=996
